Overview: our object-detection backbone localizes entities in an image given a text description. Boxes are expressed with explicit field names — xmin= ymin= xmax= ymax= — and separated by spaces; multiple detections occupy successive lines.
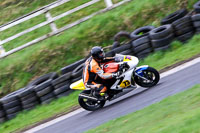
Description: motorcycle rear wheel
xmin=78 ymin=90 xmax=106 ymax=111
xmin=134 ymin=67 xmax=160 ymax=87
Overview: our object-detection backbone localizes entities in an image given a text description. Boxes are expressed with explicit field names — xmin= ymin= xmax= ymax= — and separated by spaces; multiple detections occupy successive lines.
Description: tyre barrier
xmin=33 ymin=79 xmax=55 ymax=104
xmin=192 ymin=14 xmax=200 ymax=34
xmin=113 ymin=43 xmax=133 ymax=55
xmin=51 ymin=72 xmax=73 ymax=98
xmin=149 ymin=24 xmax=175 ymax=51
xmin=130 ymin=26 xmax=155 ymax=58
xmin=0 ymin=72 xmax=74 ymax=122
xmin=172 ymin=15 xmax=195 ymax=43
xmin=2 ymin=1 xmax=200 ymax=124
xmin=130 ymin=26 xmax=155 ymax=39
xmin=0 ymin=102 xmax=6 ymax=123
xmin=60 ymin=58 xmax=86 ymax=75
xmin=160 ymin=9 xmax=188 ymax=25
xmin=111 ymin=41 xmax=120 ymax=50
xmin=0 ymin=88 xmax=24 ymax=121
xmin=193 ymin=1 xmax=200 ymax=14
xmin=113 ymin=31 xmax=131 ymax=42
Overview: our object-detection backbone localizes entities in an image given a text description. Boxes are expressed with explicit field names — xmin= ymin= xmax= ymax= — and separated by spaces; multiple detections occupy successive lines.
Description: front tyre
xmin=134 ymin=67 xmax=160 ymax=87
xmin=78 ymin=90 xmax=105 ymax=111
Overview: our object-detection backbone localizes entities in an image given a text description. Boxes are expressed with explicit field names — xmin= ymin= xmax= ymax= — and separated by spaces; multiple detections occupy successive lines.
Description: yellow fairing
xmin=123 ymin=56 xmax=132 ymax=62
xmin=70 ymin=79 xmax=86 ymax=90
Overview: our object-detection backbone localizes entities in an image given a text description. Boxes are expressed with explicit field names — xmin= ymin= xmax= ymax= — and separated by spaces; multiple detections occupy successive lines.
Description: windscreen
xmin=114 ymin=54 xmax=124 ymax=62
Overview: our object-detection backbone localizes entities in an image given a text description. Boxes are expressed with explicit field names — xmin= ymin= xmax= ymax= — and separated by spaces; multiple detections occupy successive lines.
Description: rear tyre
xmin=134 ymin=67 xmax=160 ymax=87
xmin=78 ymin=90 xmax=105 ymax=111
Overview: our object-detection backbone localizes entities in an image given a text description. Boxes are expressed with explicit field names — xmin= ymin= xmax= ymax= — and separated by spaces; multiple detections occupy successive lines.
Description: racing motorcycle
xmin=70 ymin=54 xmax=160 ymax=111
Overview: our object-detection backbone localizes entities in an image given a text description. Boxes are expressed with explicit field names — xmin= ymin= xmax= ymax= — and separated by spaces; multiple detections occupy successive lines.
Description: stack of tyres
xmin=71 ymin=63 xmax=84 ymax=82
xmin=112 ymin=31 xmax=131 ymax=48
xmin=60 ymin=59 xmax=86 ymax=75
xmin=131 ymin=26 xmax=155 ymax=58
xmin=160 ymin=9 xmax=188 ymax=25
xmin=17 ymin=87 xmax=39 ymax=110
xmin=107 ymin=41 xmax=119 ymax=57
xmin=113 ymin=31 xmax=131 ymax=43
xmin=172 ymin=15 xmax=195 ymax=43
xmin=0 ymin=90 xmax=22 ymax=120
xmin=105 ymin=50 xmax=115 ymax=57
xmin=192 ymin=14 xmax=200 ymax=34
xmin=160 ymin=8 xmax=193 ymax=43
xmin=193 ymin=1 xmax=200 ymax=14
xmin=0 ymin=102 xmax=6 ymax=123
xmin=34 ymin=79 xmax=55 ymax=104
xmin=149 ymin=25 xmax=175 ymax=51
xmin=109 ymin=31 xmax=133 ymax=56
xmin=52 ymin=72 xmax=73 ymax=98
xmin=112 ymin=43 xmax=133 ymax=56
xmin=27 ymin=72 xmax=59 ymax=104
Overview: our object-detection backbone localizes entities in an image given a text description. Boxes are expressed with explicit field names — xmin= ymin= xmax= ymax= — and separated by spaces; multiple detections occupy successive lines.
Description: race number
xmin=119 ymin=80 xmax=131 ymax=88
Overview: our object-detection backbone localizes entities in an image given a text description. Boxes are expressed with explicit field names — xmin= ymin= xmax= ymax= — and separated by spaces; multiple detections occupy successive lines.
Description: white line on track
xmin=24 ymin=57 xmax=200 ymax=133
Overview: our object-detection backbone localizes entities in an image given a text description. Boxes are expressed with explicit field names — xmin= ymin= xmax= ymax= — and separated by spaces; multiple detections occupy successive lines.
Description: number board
xmin=119 ymin=80 xmax=131 ymax=88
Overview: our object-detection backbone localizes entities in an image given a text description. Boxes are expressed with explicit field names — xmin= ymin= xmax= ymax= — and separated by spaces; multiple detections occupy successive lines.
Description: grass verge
xmin=0 ymin=34 xmax=200 ymax=132
xmin=87 ymin=84 xmax=200 ymax=133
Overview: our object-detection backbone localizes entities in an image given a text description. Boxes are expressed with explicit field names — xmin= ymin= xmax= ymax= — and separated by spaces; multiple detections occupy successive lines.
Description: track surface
xmin=35 ymin=62 xmax=200 ymax=133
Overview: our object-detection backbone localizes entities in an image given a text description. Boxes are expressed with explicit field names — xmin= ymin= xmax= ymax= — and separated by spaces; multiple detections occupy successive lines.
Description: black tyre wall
xmin=113 ymin=31 xmax=131 ymax=42
xmin=60 ymin=59 xmax=86 ymax=75
xmin=130 ymin=26 xmax=155 ymax=39
xmin=160 ymin=9 xmax=188 ymax=25
xmin=193 ymin=1 xmax=200 ymax=14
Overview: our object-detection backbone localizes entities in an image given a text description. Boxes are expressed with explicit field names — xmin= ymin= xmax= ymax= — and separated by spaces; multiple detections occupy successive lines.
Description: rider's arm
xmin=91 ymin=61 xmax=113 ymax=79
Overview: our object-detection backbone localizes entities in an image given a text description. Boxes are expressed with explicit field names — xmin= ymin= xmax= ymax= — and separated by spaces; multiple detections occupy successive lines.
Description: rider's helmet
xmin=91 ymin=46 xmax=105 ymax=62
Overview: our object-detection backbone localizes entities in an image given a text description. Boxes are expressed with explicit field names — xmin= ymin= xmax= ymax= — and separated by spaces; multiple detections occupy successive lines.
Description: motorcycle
xmin=70 ymin=54 xmax=160 ymax=111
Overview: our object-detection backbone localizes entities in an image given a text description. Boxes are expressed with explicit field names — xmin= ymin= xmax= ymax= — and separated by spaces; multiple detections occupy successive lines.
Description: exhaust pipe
xmin=79 ymin=94 xmax=98 ymax=101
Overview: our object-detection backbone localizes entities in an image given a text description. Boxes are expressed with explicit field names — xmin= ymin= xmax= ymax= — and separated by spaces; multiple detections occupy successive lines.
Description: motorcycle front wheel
xmin=78 ymin=90 xmax=106 ymax=111
xmin=134 ymin=67 xmax=160 ymax=87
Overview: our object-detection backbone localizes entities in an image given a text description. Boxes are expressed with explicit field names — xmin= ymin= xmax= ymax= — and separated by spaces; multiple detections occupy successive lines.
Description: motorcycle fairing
xmin=119 ymin=80 xmax=131 ymax=88
xmin=135 ymin=65 xmax=149 ymax=76
xmin=123 ymin=55 xmax=132 ymax=62
xmin=70 ymin=79 xmax=86 ymax=90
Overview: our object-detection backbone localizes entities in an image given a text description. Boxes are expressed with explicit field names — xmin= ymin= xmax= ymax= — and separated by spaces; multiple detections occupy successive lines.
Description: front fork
xmin=132 ymin=69 xmax=151 ymax=82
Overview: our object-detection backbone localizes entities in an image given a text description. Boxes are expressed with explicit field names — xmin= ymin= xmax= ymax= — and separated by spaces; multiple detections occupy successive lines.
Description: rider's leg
xmin=91 ymin=82 xmax=107 ymax=95
xmin=86 ymin=82 xmax=107 ymax=97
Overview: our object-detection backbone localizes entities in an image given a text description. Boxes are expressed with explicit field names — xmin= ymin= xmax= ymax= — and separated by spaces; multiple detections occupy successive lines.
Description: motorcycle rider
xmin=82 ymin=46 xmax=119 ymax=99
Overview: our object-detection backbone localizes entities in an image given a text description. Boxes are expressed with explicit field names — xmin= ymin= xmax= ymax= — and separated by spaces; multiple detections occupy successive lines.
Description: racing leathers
xmin=82 ymin=56 xmax=115 ymax=95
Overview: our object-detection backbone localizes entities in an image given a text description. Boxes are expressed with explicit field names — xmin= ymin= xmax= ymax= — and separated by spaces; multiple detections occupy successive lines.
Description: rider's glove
xmin=112 ymin=71 xmax=121 ymax=78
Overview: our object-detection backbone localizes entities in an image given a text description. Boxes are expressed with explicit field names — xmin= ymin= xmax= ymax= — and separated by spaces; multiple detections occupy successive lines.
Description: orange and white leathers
xmin=82 ymin=56 xmax=115 ymax=93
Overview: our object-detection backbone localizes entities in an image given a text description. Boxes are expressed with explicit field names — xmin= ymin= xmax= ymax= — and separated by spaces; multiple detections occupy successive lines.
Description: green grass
xmin=0 ymin=34 xmax=200 ymax=133
xmin=0 ymin=0 xmax=57 ymax=25
xmin=0 ymin=0 xmax=198 ymax=97
xmin=0 ymin=91 xmax=81 ymax=133
xmin=86 ymin=84 xmax=200 ymax=133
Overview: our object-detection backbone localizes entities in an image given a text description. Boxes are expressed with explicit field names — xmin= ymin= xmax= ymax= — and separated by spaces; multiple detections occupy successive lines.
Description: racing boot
xmin=93 ymin=90 xmax=105 ymax=101
xmin=99 ymin=87 xmax=108 ymax=100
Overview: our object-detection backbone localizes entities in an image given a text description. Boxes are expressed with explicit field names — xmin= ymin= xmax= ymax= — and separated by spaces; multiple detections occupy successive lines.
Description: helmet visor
xmin=98 ymin=50 xmax=105 ymax=59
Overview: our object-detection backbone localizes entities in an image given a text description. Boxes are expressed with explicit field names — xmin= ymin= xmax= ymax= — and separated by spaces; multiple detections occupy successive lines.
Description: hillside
xmin=0 ymin=0 xmax=199 ymax=97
